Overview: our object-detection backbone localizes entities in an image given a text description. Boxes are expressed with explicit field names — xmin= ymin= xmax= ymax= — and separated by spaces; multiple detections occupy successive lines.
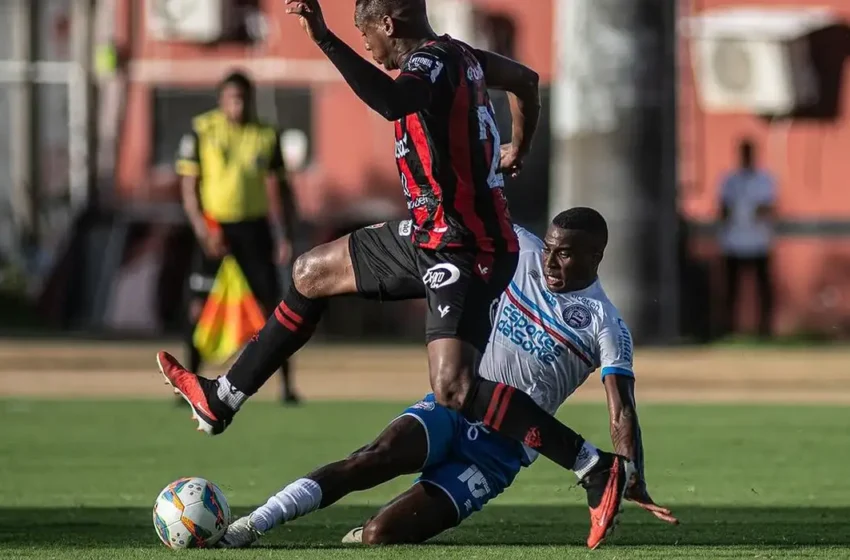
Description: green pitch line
xmin=1 ymin=400 xmax=848 ymax=559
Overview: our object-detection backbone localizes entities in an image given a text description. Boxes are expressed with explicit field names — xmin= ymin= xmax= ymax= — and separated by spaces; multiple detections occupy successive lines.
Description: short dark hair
xmin=551 ymin=207 xmax=608 ymax=247
xmin=219 ymin=70 xmax=254 ymax=95
xmin=355 ymin=0 xmax=427 ymax=25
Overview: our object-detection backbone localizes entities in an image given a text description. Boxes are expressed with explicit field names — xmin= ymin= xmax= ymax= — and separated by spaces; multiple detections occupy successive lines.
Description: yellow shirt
xmin=175 ymin=110 xmax=283 ymax=223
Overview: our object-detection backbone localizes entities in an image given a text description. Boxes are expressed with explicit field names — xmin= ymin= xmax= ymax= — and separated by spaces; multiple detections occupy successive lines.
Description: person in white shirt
xmin=216 ymin=208 xmax=678 ymax=551
xmin=719 ymin=139 xmax=776 ymax=337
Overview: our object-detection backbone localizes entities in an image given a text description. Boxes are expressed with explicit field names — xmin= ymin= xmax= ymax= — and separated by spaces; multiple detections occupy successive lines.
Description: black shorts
xmin=349 ymin=220 xmax=518 ymax=351
xmin=188 ymin=218 xmax=281 ymax=312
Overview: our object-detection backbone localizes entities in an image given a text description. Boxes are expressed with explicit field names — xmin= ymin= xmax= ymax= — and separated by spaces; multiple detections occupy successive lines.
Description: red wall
xmin=114 ymin=0 xmax=553 ymax=221
xmin=678 ymin=0 xmax=850 ymax=335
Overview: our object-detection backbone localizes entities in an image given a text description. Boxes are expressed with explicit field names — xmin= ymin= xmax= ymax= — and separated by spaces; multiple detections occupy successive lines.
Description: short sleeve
xmin=268 ymin=130 xmax=285 ymax=173
xmin=175 ymin=131 xmax=200 ymax=177
xmin=400 ymin=49 xmax=447 ymax=87
xmin=513 ymin=225 xmax=544 ymax=254
xmin=598 ymin=316 xmax=634 ymax=380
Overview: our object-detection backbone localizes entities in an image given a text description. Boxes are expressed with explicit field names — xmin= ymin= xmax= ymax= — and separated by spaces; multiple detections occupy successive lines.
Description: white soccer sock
xmin=216 ymin=376 xmax=247 ymax=412
xmin=249 ymin=478 xmax=323 ymax=533
xmin=573 ymin=441 xmax=601 ymax=479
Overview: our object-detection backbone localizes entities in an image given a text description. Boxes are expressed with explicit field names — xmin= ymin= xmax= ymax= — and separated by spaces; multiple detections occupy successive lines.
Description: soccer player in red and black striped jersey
xmin=157 ymin=0 xmax=631 ymax=538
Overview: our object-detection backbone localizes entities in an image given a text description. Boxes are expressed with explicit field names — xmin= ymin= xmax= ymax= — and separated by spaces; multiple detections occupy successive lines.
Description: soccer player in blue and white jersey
xmin=219 ymin=208 xmax=678 ymax=550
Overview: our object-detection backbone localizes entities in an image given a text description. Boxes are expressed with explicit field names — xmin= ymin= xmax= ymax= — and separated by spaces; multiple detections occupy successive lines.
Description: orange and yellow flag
xmin=193 ymin=256 xmax=266 ymax=365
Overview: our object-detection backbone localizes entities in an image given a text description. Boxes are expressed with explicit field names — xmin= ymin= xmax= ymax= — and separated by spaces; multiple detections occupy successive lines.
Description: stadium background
xmin=0 ymin=1 xmax=849 ymax=558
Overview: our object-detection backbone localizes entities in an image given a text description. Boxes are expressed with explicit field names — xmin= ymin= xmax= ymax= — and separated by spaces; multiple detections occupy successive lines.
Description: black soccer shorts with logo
xmin=349 ymin=220 xmax=518 ymax=351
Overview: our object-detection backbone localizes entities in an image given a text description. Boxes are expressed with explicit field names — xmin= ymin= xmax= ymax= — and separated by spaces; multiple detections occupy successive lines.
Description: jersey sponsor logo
xmin=365 ymin=222 xmax=385 ymax=230
xmin=562 ymin=304 xmax=592 ymax=330
xmin=497 ymin=303 xmax=565 ymax=366
xmin=467 ymin=63 xmax=485 ymax=82
xmin=422 ymin=263 xmax=461 ymax=289
xmin=406 ymin=54 xmax=444 ymax=83
xmin=398 ymin=220 xmax=413 ymax=237
xmin=408 ymin=196 xmax=428 ymax=210
xmin=395 ymin=133 xmax=410 ymax=159
xmin=616 ymin=318 xmax=633 ymax=363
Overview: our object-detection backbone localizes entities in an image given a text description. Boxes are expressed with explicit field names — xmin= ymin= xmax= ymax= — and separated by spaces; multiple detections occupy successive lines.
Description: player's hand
xmin=202 ymin=229 xmax=227 ymax=259
xmin=498 ymin=144 xmax=523 ymax=178
xmin=625 ymin=479 xmax=679 ymax=525
xmin=285 ymin=0 xmax=329 ymax=43
xmin=275 ymin=239 xmax=293 ymax=265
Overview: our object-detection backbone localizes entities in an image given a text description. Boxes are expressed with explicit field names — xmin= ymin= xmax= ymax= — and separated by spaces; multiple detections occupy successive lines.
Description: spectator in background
xmin=718 ymin=138 xmax=776 ymax=338
xmin=176 ymin=70 xmax=301 ymax=404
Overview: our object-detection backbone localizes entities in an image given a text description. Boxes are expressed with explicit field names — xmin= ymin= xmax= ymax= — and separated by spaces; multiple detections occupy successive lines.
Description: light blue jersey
xmin=399 ymin=226 xmax=636 ymax=521
xmin=480 ymin=226 xmax=635 ymax=416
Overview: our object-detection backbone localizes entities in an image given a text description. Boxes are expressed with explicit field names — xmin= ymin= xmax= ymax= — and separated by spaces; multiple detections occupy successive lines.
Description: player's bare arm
xmin=286 ymin=0 xmax=432 ymax=121
xmin=603 ymin=374 xmax=679 ymax=525
xmin=473 ymin=50 xmax=540 ymax=176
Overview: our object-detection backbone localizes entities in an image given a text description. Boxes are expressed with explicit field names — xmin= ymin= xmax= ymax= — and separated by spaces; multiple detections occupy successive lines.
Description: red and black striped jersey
xmin=394 ymin=36 xmax=519 ymax=254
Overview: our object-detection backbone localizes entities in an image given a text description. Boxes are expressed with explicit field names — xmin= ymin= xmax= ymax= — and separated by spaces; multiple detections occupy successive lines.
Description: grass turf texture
xmin=1 ymin=400 xmax=848 ymax=559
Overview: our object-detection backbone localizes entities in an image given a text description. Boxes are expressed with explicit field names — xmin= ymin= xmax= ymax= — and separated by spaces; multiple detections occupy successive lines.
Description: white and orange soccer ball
xmin=152 ymin=477 xmax=231 ymax=549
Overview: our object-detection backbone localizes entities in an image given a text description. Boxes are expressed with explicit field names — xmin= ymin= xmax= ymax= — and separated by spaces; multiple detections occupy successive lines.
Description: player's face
xmin=219 ymin=84 xmax=247 ymax=122
xmin=541 ymin=227 xmax=602 ymax=293
xmin=356 ymin=17 xmax=397 ymax=70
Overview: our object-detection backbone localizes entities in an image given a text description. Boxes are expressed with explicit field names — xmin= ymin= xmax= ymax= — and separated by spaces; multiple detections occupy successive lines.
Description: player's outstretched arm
xmin=285 ymin=0 xmax=431 ymax=121
xmin=603 ymin=374 xmax=679 ymax=525
xmin=473 ymin=50 xmax=540 ymax=175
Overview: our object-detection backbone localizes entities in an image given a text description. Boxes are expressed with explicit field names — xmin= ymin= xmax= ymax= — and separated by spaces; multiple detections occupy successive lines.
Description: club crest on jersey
xmin=422 ymin=263 xmax=461 ymax=290
xmin=562 ymin=304 xmax=592 ymax=330
xmin=365 ymin=222 xmax=385 ymax=230
xmin=411 ymin=399 xmax=435 ymax=412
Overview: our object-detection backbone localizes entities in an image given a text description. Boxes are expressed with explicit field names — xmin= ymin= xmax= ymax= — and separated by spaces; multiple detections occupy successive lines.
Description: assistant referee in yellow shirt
xmin=176 ymin=70 xmax=300 ymax=404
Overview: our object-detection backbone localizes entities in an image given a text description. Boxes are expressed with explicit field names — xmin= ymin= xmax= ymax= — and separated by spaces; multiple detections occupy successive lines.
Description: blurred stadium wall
xmin=1 ymin=0 xmax=849 ymax=341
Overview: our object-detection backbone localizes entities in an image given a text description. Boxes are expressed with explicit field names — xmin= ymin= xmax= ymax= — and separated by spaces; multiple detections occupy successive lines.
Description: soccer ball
xmin=152 ymin=477 xmax=231 ymax=549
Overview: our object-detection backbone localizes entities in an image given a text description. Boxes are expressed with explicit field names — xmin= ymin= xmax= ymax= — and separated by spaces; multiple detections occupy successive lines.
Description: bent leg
xmin=420 ymin=251 xmax=591 ymax=475
xmin=247 ymin=414 xmax=430 ymax=534
xmin=360 ymin=482 xmax=459 ymax=545
xmin=218 ymin=235 xmax=355 ymax=404
xmin=219 ymin=221 xmax=424 ymax=410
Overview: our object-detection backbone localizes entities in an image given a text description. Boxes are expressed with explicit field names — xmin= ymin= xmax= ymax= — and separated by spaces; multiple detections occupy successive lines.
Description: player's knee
xmin=291 ymin=251 xmax=324 ymax=298
xmin=432 ymin=374 xmax=472 ymax=412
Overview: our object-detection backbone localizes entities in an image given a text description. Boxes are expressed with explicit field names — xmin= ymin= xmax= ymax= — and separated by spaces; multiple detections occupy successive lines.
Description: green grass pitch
xmin=1 ymin=399 xmax=848 ymax=559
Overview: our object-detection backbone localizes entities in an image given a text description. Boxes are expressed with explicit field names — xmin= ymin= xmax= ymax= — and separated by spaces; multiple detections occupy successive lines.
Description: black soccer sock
xmin=224 ymin=283 xmax=326 ymax=397
xmin=462 ymin=378 xmax=585 ymax=471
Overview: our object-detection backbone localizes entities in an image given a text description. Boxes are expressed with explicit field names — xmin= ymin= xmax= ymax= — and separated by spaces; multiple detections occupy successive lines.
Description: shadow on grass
xmin=1 ymin=505 xmax=848 ymax=549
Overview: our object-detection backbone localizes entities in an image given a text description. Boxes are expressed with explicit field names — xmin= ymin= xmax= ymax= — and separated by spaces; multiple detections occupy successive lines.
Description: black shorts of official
xmin=188 ymin=218 xmax=281 ymax=313
xmin=348 ymin=220 xmax=518 ymax=352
